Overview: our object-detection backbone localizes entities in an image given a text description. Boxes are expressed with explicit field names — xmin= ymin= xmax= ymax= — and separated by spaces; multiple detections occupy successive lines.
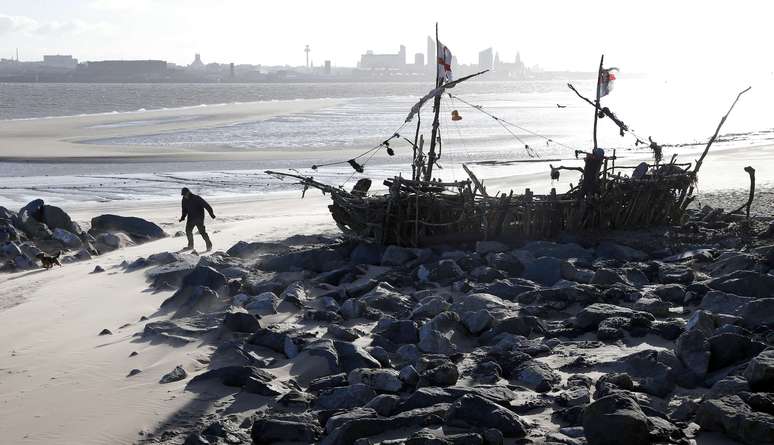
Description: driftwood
xmin=731 ymin=166 xmax=756 ymax=218
xmin=693 ymin=87 xmax=752 ymax=176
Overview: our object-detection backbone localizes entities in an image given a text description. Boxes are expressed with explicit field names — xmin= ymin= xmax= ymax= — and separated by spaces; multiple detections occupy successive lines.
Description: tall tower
xmin=304 ymin=45 xmax=310 ymax=68
xmin=426 ymin=36 xmax=434 ymax=66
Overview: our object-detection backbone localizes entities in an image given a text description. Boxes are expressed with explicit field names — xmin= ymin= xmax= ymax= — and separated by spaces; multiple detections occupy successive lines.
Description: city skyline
xmin=1 ymin=0 xmax=773 ymax=79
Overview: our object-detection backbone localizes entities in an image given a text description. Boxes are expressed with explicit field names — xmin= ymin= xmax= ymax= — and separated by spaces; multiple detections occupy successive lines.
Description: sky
xmin=1 ymin=0 xmax=773 ymax=78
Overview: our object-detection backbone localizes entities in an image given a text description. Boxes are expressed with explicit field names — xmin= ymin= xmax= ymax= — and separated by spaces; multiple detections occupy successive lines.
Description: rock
xmin=325 ymin=407 xmax=379 ymax=434
xmin=419 ymin=362 xmax=459 ymax=387
xmin=328 ymin=325 xmax=359 ymax=342
xmin=476 ymin=240 xmax=510 ymax=255
xmin=399 ymin=365 xmax=420 ymax=386
xmin=634 ymin=296 xmax=670 ymax=317
xmin=240 ymin=292 xmax=280 ymax=315
xmin=707 ymin=270 xmax=774 ymax=298
xmin=349 ymin=243 xmax=382 ymax=265
xmin=700 ymin=290 xmax=752 ymax=315
xmin=223 ymin=309 xmax=261 ymax=333
xmin=652 ymin=284 xmax=686 ymax=303
xmin=473 ymin=278 xmax=539 ymax=301
xmin=417 ymin=259 xmax=465 ymax=285
xmin=0 ymin=220 xmax=23 ymax=243
xmin=181 ymin=266 xmax=227 ymax=291
xmin=582 ymin=393 xmax=651 ymax=445
xmin=522 ymin=256 xmax=562 ymax=286
xmin=334 ymin=341 xmax=381 ymax=373
xmin=696 ymin=395 xmax=774 ymax=445
xmin=95 ymin=232 xmax=134 ymax=252
xmin=226 ymin=240 xmax=289 ymax=259
xmin=375 ymin=319 xmax=419 ymax=345
xmin=558 ymin=386 xmax=591 ymax=407
xmin=348 ymin=368 xmax=402 ymax=392
xmin=146 ymin=258 xmax=198 ymax=288
xmin=596 ymin=241 xmax=648 ymax=262
xmin=51 ymin=228 xmax=82 ymax=249
xmin=92 ymin=265 xmax=104 ymax=273
xmin=485 ymin=252 xmax=524 ymax=276
xmin=675 ymin=329 xmax=710 ymax=377
xmin=381 ymin=245 xmax=417 ymax=266
xmin=709 ymin=376 xmax=750 ymax=397
xmin=90 ymin=214 xmax=166 ymax=241
xmin=162 ymin=286 xmax=222 ymax=318
xmin=560 ymin=261 xmax=594 ymax=284
xmin=316 ymin=383 xmax=376 ymax=410
xmin=709 ymin=252 xmax=757 ymax=277
xmin=188 ymin=365 xmax=274 ymax=389
xmin=447 ymin=394 xmax=527 ymax=437
xmin=40 ymin=205 xmax=80 ymax=234
xmin=514 ymin=360 xmax=561 ymax=392
xmin=361 ymin=283 xmax=413 ymax=318
xmin=411 ymin=297 xmax=451 ymax=320
xmin=708 ymin=332 xmax=766 ymax=371
xmin=573 ymin=303 xmax=636 ymax=330
xmin=741 ymin=298 xmax=774 ymax=329
xmin=470 ymin=265 xmax=506 ymax=282
xmin=745 ymin=350 xmax=774 ymax=392
xmin=450 ymin=292 xmax=511 ymax=316
xmin=17 ymin=199 xmax=51 ymax=239
xmin=590 ymin=268 xmax=628 ymax=286
xmin=160 ymin=365 xmax=188 ymax=383
xmin=308 ymin=373 xmax=348 ymax=392
xmin=365 ymin=394 xmax=400 ymax=416
xmin=99 ymin=328 xmax=112 ymax=335
xmin=462 ymin=309 xmax=495 ymax=335
xmin=251 ymin=418 xmax=321 ymax=444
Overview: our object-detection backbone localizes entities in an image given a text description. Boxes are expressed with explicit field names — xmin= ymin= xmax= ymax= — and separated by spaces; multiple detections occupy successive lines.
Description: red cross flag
xmin=598 ymin=67 xmax=619 ymax=98
xmin=437 ymin=42 xmax=453 ymax=84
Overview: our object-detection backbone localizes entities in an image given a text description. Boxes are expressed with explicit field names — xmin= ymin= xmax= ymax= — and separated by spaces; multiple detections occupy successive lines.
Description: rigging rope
xmin=311 ymin=120 xmax=409 ymax=171
xmin=448 ymin=93 xmax=577 ymax=155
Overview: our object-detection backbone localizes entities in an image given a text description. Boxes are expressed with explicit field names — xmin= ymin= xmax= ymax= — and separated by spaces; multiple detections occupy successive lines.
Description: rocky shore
xmin=3 ymin=198 xmax=774 ymax=445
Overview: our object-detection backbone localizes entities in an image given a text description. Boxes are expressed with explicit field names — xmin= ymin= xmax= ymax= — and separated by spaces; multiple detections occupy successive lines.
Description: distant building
xmin=189 ymin=53 xmax=204 ymax=70
xmin=359 ymin=45 xmax=406 ymax=69
xmin=79 ymin=60 xmax=168 ymax=79
xmin=414 ymin=53 xmax=424 ymax=66
xmin=324 ymin=60 xmax=331 ymax=75
xmin=229 ymin=62 xmax=235 ymax=78
xmin=43 ymin=55 xmax=77 ymax=69
xmin=478 ymin=47 xmax=493 ymax=70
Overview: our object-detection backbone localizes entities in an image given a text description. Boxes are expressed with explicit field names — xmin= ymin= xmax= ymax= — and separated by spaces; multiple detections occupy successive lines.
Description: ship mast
xmin=423 ymin=23 xmax=443 ymax=182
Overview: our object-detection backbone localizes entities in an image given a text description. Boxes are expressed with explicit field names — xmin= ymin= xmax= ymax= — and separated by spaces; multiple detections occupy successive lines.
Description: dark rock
xmin=573 ymin=303 xmax=636 ymax=330
xmin=675 ymin=329 xmax=710 ymax=377
xmin=596 ymin=242 xmax=648 ymax=262
xmin=447 ymin=394 xmax=527 ymax=437
xmin=99 ymin=328 xmax=112 ymax=335
xmin=462 ymin=309 xmax=495 ymax=335
xmin=522 ymin=240 xmax=594 ymax=261
xmin=40 ymin=205 xmax=80 ymax=234
xmin=522 ymin=256 xmax=563 ymax=286
xmin=590 ymin=268 xmax=629 ymax=286
xmin=181 ymin=266 xmax=227 ymax=291
xmin=700 ymin=290 xmax=752 ymax=315
xmin=514 ymin=360 xmax=561 ymax=392
xmin=226 ymin=240 xmax=289 ymax=259
xmin=634 ymin=296 xmax=670 ymax=317
xmin=375 ymin=319 xmax=419 ymax=345
xmin=365 ymin=394 xmax=400 ymax=416
xmin=485 ymin=252 xmax=524 ymax=276
xmin=334 ymin=341 xmax=381 ymax=373
xmin=162 ymin=286 xmax=222 ymax=318
xmin=583 ymin=393 xmax=651 ymax=445
xmin=308 ymin=373 xmax=348 ymax=392
xmin=316 ymin=383 xmax=376 ymax=410
xmin=381 ymin=245 xmax=417 ymax=266
xmin=708 ymin=332 xmax=766 ymax=371
xmin=348 ymin=368 xmax=402 ymax=392
xmin=328 ymin=324 xmax=360 ymax=341
xmin=262 ymin=247 xmax=346 ymax=273
xmin=361 ymin=283 xmax=414 ymax=318
xmin=188 ymin=365 xmax=274 ymax=388
xmin=160 ymin=365 xmax=188 ymax=383
xmin=745 ymin=350 xmax=774 ymax=392
xmin=741 ymin=298 xmax=774 ymax=329
xmin=146 ymin=258 xmax=198 ymax=288
xmin=251 ymin=418 xmax=321 ymax=444
xmin=223 ymin=309 xmax=261 ymax=333
xmin=417 ymin=259 xmax=466 ymax=285
xmin=473 ymin=278 xmax=540 ymax=301
xmin=707 ymin=270 xmax=774 ymax=298
xmin=90 ymin=214 xmax=166 ymax=240
xmin=695 ymin=395 xmax=774 ymax=445
xmin=419 ymin=362 xmax=459 ymax=387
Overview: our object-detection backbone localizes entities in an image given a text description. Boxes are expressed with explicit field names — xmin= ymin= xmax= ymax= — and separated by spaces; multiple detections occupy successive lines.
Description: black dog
xmin=36 ymin=251 xmax=62 ymax=269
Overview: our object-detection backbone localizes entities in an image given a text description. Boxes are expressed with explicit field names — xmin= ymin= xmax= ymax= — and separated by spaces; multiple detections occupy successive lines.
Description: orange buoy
xmin=451 ymin=110 xmax=462 ymax=121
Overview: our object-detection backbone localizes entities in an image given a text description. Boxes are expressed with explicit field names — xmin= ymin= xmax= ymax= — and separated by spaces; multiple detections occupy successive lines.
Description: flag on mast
xmin=597 ymin=67 xmax=619 ymax=98
xmin=437 ymin=42 xmax=453 ymax=84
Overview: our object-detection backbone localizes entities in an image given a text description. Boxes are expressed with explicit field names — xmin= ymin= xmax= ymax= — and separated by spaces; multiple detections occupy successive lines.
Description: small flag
xmin=437 ymin=42 xmax=453 ymax=84
xmin=597 ymin=67 xmax=619 ymax=98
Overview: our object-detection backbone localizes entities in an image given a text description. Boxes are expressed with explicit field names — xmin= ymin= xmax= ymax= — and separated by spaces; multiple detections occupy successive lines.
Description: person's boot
xmin=182 ymin=231 xmax=194 ymax=251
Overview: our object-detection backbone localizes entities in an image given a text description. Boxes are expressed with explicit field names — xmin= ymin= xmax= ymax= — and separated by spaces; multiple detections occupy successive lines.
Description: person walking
xmin=179 ymin=187 xmax=215 ymax=251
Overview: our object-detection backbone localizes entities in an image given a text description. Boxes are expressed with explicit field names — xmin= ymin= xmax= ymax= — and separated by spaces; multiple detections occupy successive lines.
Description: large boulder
xmin=700 ymin=290 xmax=752 ymax=315
xmin=181 ymin=265 xmax=227 ymax=291
xmin=348 ymin=368 xmax=402 ymax=393
xmin=583 ymin=393 xmax=651 ymax=445
xmin=90 ymin=214 xmax=167 ymax=241
xmin=696 ymin=395 xmax=774 ymax=445
xmin=225 ymin=241 xmax=290 ymax=259
xmin=0 ymin=220 xmax=23 ymax=243
xmin=251 ymin=418 xmax=321 ymax=444
xmin=40 ymin=205 xmax=80 ymax=234
xmin=522 ymin=256 xmax=562 ymax=286
xmin=95 ymin=232 xmax=134 ymax=252
xmin=675 ymin=329 xmax=710 ymax=377
xmin=447 ymin=394 xmax=527 ymax=437
xmin=744 ymin=350 xmax=774 ymax=392
xmin=741 ymin=298 xmax=774 ymax=329
xmin=707 ymin=271 xmax=774 ymax=298
xmin=596 ymin=241 xmax=648 ymax=262
xmin=316 ymin=383 xmax=376 ymax=410
xmin=573 ymin=303 xmax=636 ymax=330
xmin=522 ymin=240 xmax=594 ymax=261
xmin=17 ymin=199 xmax=51 ymax=239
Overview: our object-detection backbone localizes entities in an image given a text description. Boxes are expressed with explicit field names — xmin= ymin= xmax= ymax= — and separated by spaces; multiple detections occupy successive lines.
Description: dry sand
xmin=0 ymin=192 xmax=336 ymax=444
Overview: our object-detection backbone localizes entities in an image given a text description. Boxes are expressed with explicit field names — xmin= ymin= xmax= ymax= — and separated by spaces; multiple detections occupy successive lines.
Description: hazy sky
xmin=1 ymin=0 xmax=773 ymax=77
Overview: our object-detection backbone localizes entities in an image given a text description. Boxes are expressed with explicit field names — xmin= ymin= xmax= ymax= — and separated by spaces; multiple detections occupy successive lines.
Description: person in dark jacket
xmin=179 ymin=187 xmax=215 ymax=251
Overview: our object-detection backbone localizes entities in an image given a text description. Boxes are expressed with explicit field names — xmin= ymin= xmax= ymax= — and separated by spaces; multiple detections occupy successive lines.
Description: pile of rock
xmin=127 ymin=209 xmax=774 ymax=445
xmin=0 ymin=199 xmax=167 ymax=272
